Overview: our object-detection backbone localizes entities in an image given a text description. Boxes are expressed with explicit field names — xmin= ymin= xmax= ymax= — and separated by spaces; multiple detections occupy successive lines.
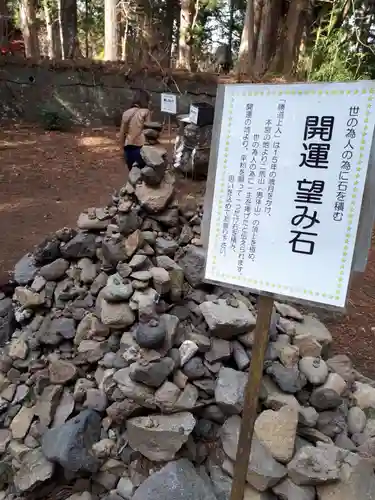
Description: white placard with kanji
xmin=161 ymin=93 xmax=177 ymax=114
xmin=205 ymin=81 xmax=375 ymax=309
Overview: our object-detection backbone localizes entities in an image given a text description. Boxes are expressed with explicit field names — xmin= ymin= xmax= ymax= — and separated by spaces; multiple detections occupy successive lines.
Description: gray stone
xmin=130 ymin=358 xmax=175 ymax=388
xmin=155 ymin=381 xmax=181 ymax=411
xmin=310 ymin=387 xmax=342 ymax=410
xmin=266 ymin=363 xmax=307 ymax=393
xmin=136 ymin=319 xmax=166 ymax=349
xmin=35 ymin=384 xmax=63 ymax=427
xmin=155 ymin=237 xmax=179 ymax=256
xmin=317 ymin=450 xmax=375 ymax=499
xmin=174 ymin=383 xmax=199 ymax=410
xmin=127 ymin=412 xmax=196 ymax=461
xmin=135 ymin=172 xmax=175 ymax=213
xmin=205 ymin=338 xmax=231 ymax=363
xmin=0 ymin=298 xmax=14 ymax=347
xmin=183 ymin=357 xmax=206 ymax=380
xmin=14 ymin=253 xmax=37 ymax=284
xmin=232 ymin=340 xmax=250 ymax=370
xmin=113 ymin=367 xmax=156 ymax=408
xmin=84 ymin=388 xmax=108 ymax=411
xmin=348 ymin=406 xmax=367 ymax=435
xmin=61 ymin=233 xmax=97 ymax=259
xmin=215 ymin=367 xmax=248 ymax=414
xmin=272 ymin=478 xmax=315 ymax=500
xmin=129 ymin=166 xmax=142 ymax=185
xmin=287 ymin=444 xmax=341 ymax=486
xmin=207 ymin=459 xmax=232 ymax=500
xmin=220 ymin=416 xmax=287 ymax=491
xmin=200 ymin=299 xmax=256 ymax=339
xmin=50 ymin=317 xmax=76 ymax=340
xmin=299 ymin=357 xmax=329 ymax=385
xmin=316 ymin=410 xmax=346 ymax=438
xmin=49 ymin=359 xmax=77 ymax=384
xmin=10 ymin=405 xmax=35 ymax=439
xmin=117 ymin=212 xmax=141 ymax=236
xmin=8 ymin=337 xmax=28 ymax=359
xmin=176 ymin=244 xmax=206 ymax=287
xmin=53 ymin=389 xmax=75 ymax=427
xmin=151 ymin=267 xmax=171 ymax=294
xmin=101 ymin=300 xmax=135 ymax=328
xmin=326 ymin=355 xmax=355 ymax=382
xmin=42 ymin=409 xmax=101 ymax=472
xmin=132 ymin=459 xmax=217 ymax=500
xmin=294 ymin=316 xmax=332 ymax=347
xmin=102 ymin=274 xmax=133 ymax=302
xmin=14 ymin=448 xmax=54 ymax=493
xmin=116 ymin=476 xmax=135 ymax=499
xmin=0 ymin=429 xmax=11 ymax=454
xmin=40 ymin=258 xmax=70 ymax=280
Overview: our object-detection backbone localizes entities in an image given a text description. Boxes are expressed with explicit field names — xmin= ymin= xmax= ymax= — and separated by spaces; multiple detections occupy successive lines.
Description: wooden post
xmin=229 ymin=295 xmax=274 ymax=500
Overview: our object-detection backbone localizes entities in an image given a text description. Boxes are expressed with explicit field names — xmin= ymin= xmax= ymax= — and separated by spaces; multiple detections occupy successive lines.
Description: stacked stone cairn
xmin=1 ymin=145 xmax=375 ymax=500
xmin=143 ymin=123 xmax=163 ymax=146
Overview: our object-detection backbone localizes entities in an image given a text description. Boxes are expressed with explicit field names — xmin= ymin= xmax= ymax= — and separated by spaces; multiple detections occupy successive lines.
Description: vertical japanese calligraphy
xmin=237 ymin=104 xmax=253 ymax=272
xmin=333 ymin=106 xmax=360 ymax=222
xmin=289 ymin=115 xmax=335 ymax=255
xmin=265 ymin=100 xmax=285 ymax=215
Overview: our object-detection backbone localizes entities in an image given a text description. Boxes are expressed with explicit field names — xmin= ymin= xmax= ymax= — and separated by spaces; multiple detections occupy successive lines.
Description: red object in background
xmin=0 ymin=24 xmax=25 ymax=56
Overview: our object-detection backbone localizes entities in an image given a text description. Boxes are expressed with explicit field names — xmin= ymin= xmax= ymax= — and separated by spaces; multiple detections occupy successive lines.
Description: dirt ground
xmin=1 ymin=124 xmax=375 ymax=378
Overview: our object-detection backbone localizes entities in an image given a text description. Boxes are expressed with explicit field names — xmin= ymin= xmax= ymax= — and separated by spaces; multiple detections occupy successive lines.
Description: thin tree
xmin=104 ymin=0 xmax=117 ymax=60
xmin=19 ymin=0 xmax=40 ymax=58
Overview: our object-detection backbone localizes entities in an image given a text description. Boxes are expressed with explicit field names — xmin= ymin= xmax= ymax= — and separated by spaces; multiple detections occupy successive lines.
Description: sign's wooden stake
xmin=229 ymin=295 xmax=274 ymax=500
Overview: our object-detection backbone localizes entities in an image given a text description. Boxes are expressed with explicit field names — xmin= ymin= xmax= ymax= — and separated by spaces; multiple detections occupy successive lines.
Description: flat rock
xmin=61 ymin=232 xmax=97 ymax=259
xmin=220 ymin=415 xmax=287 ymax=491
xmin=101 ymin=299 xmax=135 ymax=328
xmin=176 ymin=244 xmax=206 ymax=287
xmin=215 ymin=367 xmax=248 ymax=414
xmin=10 ymin=405 xmax=35 ymax=439
xmin=294 ymin=316 xmax=332 ymax=347
xmin=127 ymin=412 xmax=196 ymax=461
xmin=132 ymin=459 xmax=217 ymax=500
xmin=14 ymin=253 xmax=37 ymax=285
xmin=135 ymin=172 xmax=175 ymax=213
xmin=0 ymin=297 xmax=15 ymax=346
xmin=200 ymin=299 xmax=256 ymax=339
xmin=272 ymin=478 xmax=315 ymax=500
xmin=14 ymin=448 xmax=54 ymax=493
xmin=113 ymin=367 xmax=156 ymax=408
xmin=42 ymin=409 xmax=101 ymax=472
xmin=49 ymin=359 xmax=77 ymax=384
xmin=287 ymin=444 xmax=341 ymax=486
xmin=130 ymin=357 xmax=175 ymax=387
xmin=353 ymin=382 xmax=375 ymax=410
xmin=254 ymin=405 xmax=298 ymax=463
xmin=316 ymin=451 xmax=375 ymax=499
xmin=40 ymin=258 xmax=70 ymax=280
xmin=266 ymin=362 xmax=307 ymax=393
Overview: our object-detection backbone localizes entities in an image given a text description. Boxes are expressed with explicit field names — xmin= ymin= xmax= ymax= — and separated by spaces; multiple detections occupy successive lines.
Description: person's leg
xmin=125 ymin=146 xmax=145 ymax=169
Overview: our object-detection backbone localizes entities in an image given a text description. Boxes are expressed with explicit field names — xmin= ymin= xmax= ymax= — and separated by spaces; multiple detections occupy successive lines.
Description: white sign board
xmin=189 ymin=105 xmax=199 ymax=125
xmin=204 ymin=81 xmax=375 ymax=309
xmin=161 ymin=93 xmax=177 ymax=114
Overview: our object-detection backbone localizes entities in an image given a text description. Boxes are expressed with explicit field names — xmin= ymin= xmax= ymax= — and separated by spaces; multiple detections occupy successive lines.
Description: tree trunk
xmin=19 ymin=0 xmax=40 ymax=58
xmin=177 ymin=0 xmax=193 ymax=70
xmin=278 ymin=0 xmax=308 ymax=74
xmin=236 ymin=0 xmax=255 ymax=77
xmin=104 ymin=0 xmax=117 ymax=60
xmin=254 ymin=0 xmax=282 ymax=75
xmin=59 ymin=0 xmax=78 ymax=58
xmin=44 ymin=0 xmax=61 ymax=59
xmin=0 ymin=0 xmax=9 ymax=47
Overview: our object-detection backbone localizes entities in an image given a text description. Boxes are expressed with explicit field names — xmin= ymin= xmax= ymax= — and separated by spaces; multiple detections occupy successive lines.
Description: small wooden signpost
xmin=161 ymin=93 xmax=177 ymax=143
xmin=202 ymin=80 xmax=375 ymax=500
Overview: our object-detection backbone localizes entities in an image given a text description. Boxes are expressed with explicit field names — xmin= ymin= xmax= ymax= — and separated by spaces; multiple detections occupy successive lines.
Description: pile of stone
xmin=143 ymin=123 xmax=163 ymax=146
xmin=173 ymin=117 xmax=211 ymax=178
xmin=1 ymin=146 xmax=375 ymax=500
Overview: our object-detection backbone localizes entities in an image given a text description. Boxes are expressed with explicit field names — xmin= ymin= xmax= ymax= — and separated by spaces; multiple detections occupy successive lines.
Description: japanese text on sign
xmin=204 ymin=82 xmax=375 ymax=309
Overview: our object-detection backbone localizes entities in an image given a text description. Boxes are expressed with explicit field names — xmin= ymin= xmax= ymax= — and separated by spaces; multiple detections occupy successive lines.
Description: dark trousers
xmin=124 ymin=145 xmax=145 ymax=169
